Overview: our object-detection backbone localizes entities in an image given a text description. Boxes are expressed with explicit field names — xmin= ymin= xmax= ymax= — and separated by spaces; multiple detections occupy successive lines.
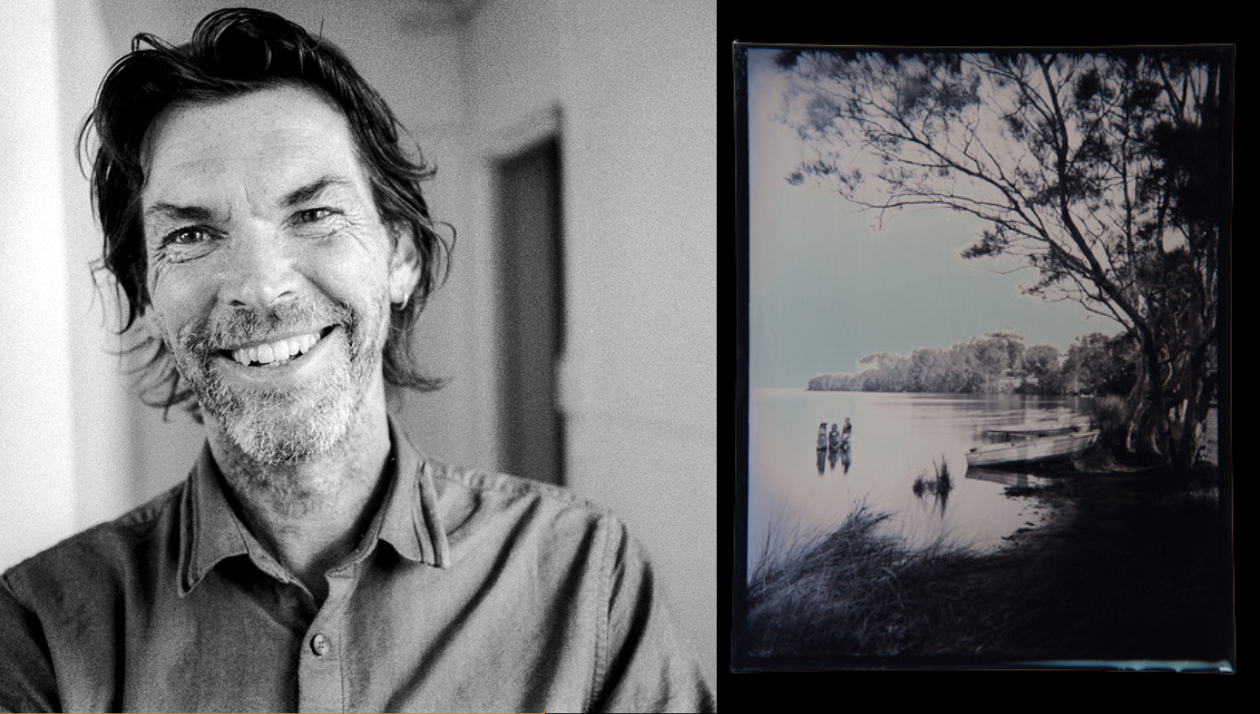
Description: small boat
xmin=983 ymin=420 xmax=1089 ymax=439
xmin=965 ymin=428 xmax=1098 ymax=467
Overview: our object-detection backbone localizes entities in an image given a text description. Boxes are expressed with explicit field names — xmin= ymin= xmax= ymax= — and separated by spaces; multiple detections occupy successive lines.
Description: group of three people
xmin=817 ymin=418 xmax=852 ymax=451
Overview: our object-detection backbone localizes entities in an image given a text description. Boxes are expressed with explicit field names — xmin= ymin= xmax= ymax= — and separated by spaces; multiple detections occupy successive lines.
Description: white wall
xmin=0 ymin=0 xmax=134 ymax=570
xmin=58 ymin=0 xmax=138 ymax=533
xmin=465 ymin=0 xmax=718 ymax=686
xmin=0 ymin=0 xmax=78 ymax=570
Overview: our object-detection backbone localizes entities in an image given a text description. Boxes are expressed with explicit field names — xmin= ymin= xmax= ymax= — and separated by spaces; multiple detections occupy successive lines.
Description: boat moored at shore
xmin=966 ymin=424 xmax=1098 ymax=468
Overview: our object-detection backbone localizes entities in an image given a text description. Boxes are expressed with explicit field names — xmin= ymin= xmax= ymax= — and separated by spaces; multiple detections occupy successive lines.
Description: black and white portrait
xmin=0 ymin=2 xmax=716 ymax=709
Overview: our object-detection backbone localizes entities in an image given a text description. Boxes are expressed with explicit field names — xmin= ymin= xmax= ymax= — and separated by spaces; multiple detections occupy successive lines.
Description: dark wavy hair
xmin=79 ymin=8 xmax=453 ymax=418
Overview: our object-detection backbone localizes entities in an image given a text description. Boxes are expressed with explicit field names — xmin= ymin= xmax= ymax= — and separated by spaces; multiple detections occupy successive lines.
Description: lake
xmin=747 ymin=388 xmax=1100 ymax=577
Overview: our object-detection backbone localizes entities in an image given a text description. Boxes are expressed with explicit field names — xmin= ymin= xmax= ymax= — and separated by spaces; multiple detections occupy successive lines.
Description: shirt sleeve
xmin=589 ymin=521 xmax=716 ymax=713
xmin=0 ymin=574 xmax=60 ymax=712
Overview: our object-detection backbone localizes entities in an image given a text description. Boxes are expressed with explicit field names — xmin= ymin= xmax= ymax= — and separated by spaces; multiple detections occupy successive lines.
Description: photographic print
xmin=733 ymin=44 xmax=1233 ymax=671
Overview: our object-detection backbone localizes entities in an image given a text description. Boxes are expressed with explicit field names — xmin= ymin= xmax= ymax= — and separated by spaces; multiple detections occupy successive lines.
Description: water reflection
xmin=749 ymin=390 xmax=1103 ymax=573
xmin=964 ymin=467 xmax=1050 ymax=490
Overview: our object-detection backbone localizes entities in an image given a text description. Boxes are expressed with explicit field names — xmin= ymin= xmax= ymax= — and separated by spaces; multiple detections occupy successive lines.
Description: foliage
xmin=1087 ymin=395 xmax=1130 ymax=452
xmin=779 ymin=48 xmax=1227 ymax=472
xmin=808 ymin=328 xmax=1134 ymax=396
xmin=1061 ymin=332 xmax=1138 ymax=396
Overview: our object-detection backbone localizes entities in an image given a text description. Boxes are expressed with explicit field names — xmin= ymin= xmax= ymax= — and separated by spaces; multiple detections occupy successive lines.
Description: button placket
xmin=300 ymin=622 xmax=343 ymax=710
xmin=297 ymin=561 xmax=359 ymax=711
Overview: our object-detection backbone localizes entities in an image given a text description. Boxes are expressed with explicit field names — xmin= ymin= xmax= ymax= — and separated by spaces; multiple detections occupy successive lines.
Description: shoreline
xmin=744 ymin=462 xmax=1232 ymax=667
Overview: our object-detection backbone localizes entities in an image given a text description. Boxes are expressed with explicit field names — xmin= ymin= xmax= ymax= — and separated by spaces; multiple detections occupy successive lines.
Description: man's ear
xmin=388 ymin=232 xmax=423 ymax=307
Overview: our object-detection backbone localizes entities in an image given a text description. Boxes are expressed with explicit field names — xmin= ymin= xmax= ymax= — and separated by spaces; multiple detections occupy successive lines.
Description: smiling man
xmin=144 ymin=84 xmax=415 ymax=604
xmin=0 ymin=9 xmax=713 ymax=713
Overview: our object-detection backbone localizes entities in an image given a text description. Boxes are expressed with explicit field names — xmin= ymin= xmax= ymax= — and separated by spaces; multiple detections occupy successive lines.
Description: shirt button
xmin=311 ymin=633 xmax=331 ymax=657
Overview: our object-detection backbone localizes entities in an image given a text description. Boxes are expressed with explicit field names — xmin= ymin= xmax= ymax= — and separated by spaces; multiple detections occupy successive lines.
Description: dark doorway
xmin=495 ymin=136 xmax=565 ymax=485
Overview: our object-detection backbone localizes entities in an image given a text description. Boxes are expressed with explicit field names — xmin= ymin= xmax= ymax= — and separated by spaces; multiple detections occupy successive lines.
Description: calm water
xmin=747 ymin=388 xmax=1098 ymax=577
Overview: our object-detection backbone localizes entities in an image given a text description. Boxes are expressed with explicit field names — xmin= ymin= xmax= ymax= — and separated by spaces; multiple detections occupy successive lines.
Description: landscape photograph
xmin=733 ymin=44 xmax=1233 ymax=670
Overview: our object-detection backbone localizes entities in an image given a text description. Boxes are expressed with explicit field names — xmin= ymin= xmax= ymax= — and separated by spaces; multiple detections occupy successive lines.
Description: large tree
xmin=775 ymin=48 xmax=1227 ymax=474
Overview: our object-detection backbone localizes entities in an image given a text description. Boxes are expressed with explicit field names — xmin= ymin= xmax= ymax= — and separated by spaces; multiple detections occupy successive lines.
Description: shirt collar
xmin=176 ymin=417 xmax=450 ymax=597
xmin=376 ymin=417 xmax=451 ymax=568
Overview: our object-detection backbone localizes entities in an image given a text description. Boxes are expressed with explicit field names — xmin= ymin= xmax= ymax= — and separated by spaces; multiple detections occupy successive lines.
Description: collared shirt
xmin=0 ymin=420 xmax=715 ymax=712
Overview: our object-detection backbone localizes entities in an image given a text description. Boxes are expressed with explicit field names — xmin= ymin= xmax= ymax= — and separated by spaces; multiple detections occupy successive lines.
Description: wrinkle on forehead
xmin=140 ymin=84 xmax=368 ymax=211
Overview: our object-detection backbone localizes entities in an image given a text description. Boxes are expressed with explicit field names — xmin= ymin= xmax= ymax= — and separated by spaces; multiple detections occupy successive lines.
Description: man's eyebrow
xmin=281 ymin=174 xmax=356 ymax=207
xmin=144 ymin=202 xmax=216 ymax=224
xmin=142 ymin=175 xmax=355 ymax=224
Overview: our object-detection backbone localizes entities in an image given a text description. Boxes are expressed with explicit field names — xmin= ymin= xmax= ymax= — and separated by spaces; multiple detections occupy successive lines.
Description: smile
xmin=224 ymin=326 xmax=335 ymax=367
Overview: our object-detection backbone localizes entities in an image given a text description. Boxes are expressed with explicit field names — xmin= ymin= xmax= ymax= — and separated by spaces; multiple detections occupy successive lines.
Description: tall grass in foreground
xmin=746 ymin=501 xmax=1008 ymax=658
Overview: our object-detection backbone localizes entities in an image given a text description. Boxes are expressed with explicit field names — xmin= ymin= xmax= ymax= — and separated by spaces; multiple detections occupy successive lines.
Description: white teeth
xmin=230 ymin=331 xmax=322 ymax=366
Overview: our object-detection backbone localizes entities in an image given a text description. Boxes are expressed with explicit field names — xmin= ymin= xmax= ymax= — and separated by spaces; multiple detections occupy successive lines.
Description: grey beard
xmin=168 ymin=294 xmax=387 ymax=467
xmin=207 ymin=352 xmax=369 ymax=465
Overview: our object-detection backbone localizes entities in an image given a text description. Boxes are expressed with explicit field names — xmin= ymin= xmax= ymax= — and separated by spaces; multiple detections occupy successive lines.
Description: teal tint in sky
xmin=746 ymin=49 xmax=1122 ymax=388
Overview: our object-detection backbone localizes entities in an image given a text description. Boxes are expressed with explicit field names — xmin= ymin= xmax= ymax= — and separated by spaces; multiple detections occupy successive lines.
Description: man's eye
xmin=294 ymin=207 xmax=338 ymax=225
xmin=164 ymin=227 xmax=215 ymax=246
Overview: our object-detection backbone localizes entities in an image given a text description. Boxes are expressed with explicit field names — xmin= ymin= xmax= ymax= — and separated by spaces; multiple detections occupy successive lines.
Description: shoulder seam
xmin=426 ymin=460 xmax=614 ymax=518
xmin=1 ymin=483 xmax=183 ymax=578
xmin=80 ymin=482 xmax=183 ymax=541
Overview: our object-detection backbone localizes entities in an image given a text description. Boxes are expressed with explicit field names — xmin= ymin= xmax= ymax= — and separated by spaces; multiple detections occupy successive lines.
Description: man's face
xmin=141 ymin=84 xmax=417 ymax=464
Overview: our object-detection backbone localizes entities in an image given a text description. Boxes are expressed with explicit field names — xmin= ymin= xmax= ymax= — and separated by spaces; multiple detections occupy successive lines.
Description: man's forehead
xmin=141 ymin=85 xmax=367 ymax=206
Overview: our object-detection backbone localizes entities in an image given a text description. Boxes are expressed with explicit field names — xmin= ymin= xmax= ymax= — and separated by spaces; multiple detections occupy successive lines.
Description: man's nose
xmin=219 ymin=228 xmax=301 ymax=309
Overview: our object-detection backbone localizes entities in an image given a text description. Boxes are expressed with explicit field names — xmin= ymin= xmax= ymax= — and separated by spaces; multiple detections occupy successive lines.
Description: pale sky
xmin=745 ymin=48 xmax=1123 ymax=389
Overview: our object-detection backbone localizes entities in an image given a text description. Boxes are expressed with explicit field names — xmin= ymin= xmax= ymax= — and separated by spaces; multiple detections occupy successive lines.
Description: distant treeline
xmin=808 ymin=328 xmax=1137 ymax=396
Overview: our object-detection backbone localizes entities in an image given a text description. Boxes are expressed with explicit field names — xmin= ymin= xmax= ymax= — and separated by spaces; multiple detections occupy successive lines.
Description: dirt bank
xmin=973 ymin=464 xmax=1233 ymax=664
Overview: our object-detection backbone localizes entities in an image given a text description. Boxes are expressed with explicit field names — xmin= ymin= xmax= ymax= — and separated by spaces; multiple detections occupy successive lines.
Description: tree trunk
xmin=1122 ymin=331 xmax=1178 ymax=464
xmin=1122 ymin=350 xmax=1158 ymax=459
xmin=1172 ymin=339 xmax=1216 ymax=475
